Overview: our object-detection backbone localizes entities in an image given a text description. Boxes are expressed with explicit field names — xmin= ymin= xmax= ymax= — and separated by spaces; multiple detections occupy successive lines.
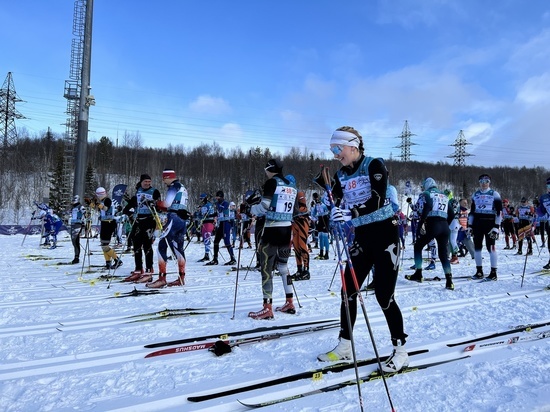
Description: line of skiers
xmin=31 ymin=128 xmax=550 ymax=376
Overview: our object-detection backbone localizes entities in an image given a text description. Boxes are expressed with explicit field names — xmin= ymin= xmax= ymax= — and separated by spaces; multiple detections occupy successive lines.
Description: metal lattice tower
xmin=62 ymin=0 xmax=87 ymax=208
xmin=0 ymin=72 xmax=26 ymax=150
xmin=394 ymin=120 xmax=417 ymax=162
xmin=447 ymin=130 xmax=473 ymax=167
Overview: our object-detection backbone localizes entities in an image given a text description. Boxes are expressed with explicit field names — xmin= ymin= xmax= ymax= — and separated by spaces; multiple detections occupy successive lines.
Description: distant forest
xmin=1 ymin=130 xmax=549 ymax=224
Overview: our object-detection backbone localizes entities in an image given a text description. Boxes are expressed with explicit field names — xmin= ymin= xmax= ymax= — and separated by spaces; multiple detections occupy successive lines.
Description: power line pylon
xmin=447 ymin=130 xmax=473 ymax=167
xmin=395 ymin=120 xmax=417 ymax=162
xmin=0 ymin=72 xmax=26 ymax=151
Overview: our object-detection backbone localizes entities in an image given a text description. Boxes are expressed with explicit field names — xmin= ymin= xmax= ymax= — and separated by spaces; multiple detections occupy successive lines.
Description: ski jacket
xmin=332 ymin=155 xmax=394 ymax=227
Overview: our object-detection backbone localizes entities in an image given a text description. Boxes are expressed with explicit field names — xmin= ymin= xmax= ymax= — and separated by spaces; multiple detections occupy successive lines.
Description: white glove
xmin=488 ymin=227 xmax=499 ymax=240
xmin=419 ymin=223 xmax=426 ymax=236
xmin=330 ymin=207 xmax=351 ymax=222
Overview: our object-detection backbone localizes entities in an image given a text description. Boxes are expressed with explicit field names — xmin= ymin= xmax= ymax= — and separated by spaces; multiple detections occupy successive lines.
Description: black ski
xmin=187 ymin=348 xmax=429 ymax=402
xmin=238 ymin=356 xmax=470 ymax=408
xmin=109 ymin=287 xmax=165 ymax=298
xmin=447 ymin=320 xmax=550 ymax=347
xmin=144 ymin=318 xmax=339 ymax=349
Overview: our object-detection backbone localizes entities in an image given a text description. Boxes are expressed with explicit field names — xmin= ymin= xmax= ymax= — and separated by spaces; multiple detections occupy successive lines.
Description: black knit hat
xmin=216 ymin=190 xmax=224 ymax=198
xmin=265 ymin=158 xmax=283 ymax=174
xmin=140 ymin=174 xmax=151 ymax=183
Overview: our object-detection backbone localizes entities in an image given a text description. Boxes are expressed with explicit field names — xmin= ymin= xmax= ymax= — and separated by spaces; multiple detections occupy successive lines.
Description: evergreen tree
xmin=85 ymin=163 xmax=97 ymax=199
xmin=48 ymin=148 xmax=65 ymax=216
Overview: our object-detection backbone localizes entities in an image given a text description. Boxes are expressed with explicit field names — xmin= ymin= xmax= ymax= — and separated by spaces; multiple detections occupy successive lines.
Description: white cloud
xmin=188 ymin=95 xmax=231 ymax=115
xmin=516 ymin=73 xmax=550 ymax=106
xmin=506 ymin=29 xmax=550 ymax=75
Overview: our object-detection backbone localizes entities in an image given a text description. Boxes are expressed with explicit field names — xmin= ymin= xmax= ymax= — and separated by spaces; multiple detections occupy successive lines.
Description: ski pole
xmin=107 ymin=212 xmax=139 ymax=288
xmin=329 ymin=224 xmax=364 ymax=412
xmin=290 ymin=278 xmax=302 ymax=308
xmin=231 ymin=222 xmax=245 ymax=319
xmin=318 ymin=166 xmax=364 ymax=411
xmin=21 ymin=211 xmax=36 ymax=247
xmin=328 ymin=260 xmax=339 ymax=291
xmin=242 ymin=252 xmax=256 ymax=280
xmin=520 ymin=245 xmax=529 ymax=288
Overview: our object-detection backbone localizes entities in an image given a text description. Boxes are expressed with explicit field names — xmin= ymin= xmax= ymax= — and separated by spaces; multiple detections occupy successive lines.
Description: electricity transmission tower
xmin=395 ymin=120 xmax=417 ymax=162
xmin=447 ymin=130 xmax=473 ymax=167
xmin=0 ymin=72 xmax=26 ymax=151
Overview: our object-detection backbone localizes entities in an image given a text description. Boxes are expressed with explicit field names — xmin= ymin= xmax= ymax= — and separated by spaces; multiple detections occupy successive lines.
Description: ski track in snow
xmin=1 ymin=234 xmax=550 ymax=412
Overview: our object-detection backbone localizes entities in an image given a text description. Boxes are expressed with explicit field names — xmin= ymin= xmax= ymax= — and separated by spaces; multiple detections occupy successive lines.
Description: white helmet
xmin=95 ymin=187 xmax=107 ymax=198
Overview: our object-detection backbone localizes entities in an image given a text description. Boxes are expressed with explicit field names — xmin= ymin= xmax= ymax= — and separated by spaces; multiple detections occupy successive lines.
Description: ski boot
xmin=424 ymin=260 xmax=436 ymax=270
xmin=136 ymin=270 xmax=154 ymax=283
xmin=405 ymin=269 xmax=423 ymax=283
xmin=472 ymin=267 xmax=484 ymax=279
xmin=197 ymin=253 xmax=210 ymax=262
xmin=275 ymin=299 xmax=296 ymax=314
xmin=123 ymin=269 xmax=143 ymax=282
xmin=487 ymin=268 xmax=497 ymax=281
xmin=296 ymin=269 xmax=310 ymax=281
xmin=381 ymin=344 xmax=409 ymax=373
xmin=146 ymin=274 xmax=167 ymax=288
xmin=445 ymin=273 xmax=454 ymax=290
xmin=248 ymin=303 xmax=274 ymax=320
xmin=317 ymin=338 xmax=351 ymax=361
xmin=167 ymin=273 xmax=185 ymax=287
xmin=111 ymin=258 xmax=123 ymax=269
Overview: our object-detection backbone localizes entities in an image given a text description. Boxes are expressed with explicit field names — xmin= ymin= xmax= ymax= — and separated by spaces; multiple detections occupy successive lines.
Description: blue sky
xmin=2 ymin=0 xmax=550 ymax=168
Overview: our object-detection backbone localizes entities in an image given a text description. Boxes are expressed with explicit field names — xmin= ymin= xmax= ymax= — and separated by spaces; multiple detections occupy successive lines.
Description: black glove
xmin=406 ymin=197 xmax=412 ymax=204
xmin=246 ymin=190 xmax=262 ymax=206
xmin=209 ymin=340 xmax=232 ymax=356
xmin=488 ymin=227 xmax=499 ymax=240
xmin=313 ymin=169 xmax=334 ymax=189
xmin=178 ymin=209 xmax=191 ymax=220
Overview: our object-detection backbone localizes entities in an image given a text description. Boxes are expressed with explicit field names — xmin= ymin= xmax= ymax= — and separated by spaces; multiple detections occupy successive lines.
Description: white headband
xmin=330 ymin=130 xmax=360 ymax=148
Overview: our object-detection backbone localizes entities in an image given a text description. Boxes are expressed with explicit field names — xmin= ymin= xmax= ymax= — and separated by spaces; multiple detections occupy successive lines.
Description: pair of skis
xmin=177 ymin=319 xmax=550 ymax=406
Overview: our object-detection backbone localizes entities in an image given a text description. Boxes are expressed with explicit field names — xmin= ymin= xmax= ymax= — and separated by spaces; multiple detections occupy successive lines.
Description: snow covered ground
xmin=1 ymin=231 xmax=549 ymax=412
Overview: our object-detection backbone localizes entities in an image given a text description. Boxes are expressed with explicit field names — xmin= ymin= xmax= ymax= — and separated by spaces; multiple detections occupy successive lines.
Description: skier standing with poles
xmin=122 ymin=174 xmax=161 ymax=283
xmin=536 ymin=177 xmax=550 ymax=270
xmin=317 ymin=126 xmax=409 ymax=375
xmin=248 ymin=159 xmax=298 ymax=319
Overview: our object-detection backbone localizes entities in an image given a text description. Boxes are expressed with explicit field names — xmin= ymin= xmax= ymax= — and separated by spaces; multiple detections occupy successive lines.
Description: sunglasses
xmin=479 ymin=178 xmax=490 ymax=184
xmin=330 ymin=145 xmax=344 ymax=155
